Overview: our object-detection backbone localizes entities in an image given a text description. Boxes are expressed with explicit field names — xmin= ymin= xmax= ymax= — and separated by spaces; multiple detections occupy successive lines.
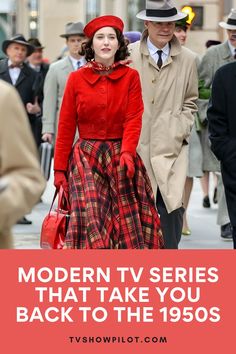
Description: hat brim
xmin=2 ymin=40 xmax=35 ymax=56
xmin=136 ymin=10 xmax=187 ymax=22
xmin=60 ymin=33 xmax=85 ymax=38
xmin=219 ymin=22 xmax=236 ymax=30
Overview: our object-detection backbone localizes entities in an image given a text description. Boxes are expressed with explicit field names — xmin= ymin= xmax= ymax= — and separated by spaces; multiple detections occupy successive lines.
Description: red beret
xmin=84 ymin=15 xmax=124 ymax=38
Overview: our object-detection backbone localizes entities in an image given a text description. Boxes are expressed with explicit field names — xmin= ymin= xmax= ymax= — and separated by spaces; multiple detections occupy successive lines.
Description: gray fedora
xmin=136 ymin=0 xmax=187 ymax=22
xmin=219 ymin=8 xmax=236 ymax=30
xmin=60 ymin=21 xmax=85 ymax=38
xmin=2 ymin=34 xmax=35 ymax=56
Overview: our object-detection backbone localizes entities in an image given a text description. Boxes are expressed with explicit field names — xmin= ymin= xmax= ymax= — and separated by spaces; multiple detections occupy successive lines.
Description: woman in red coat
xmin=54 ymin=15 xmax=163 ymax=249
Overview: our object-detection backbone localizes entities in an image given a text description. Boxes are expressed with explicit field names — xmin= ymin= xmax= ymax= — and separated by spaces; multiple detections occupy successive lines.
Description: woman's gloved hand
xmin=54 ymin=170 xmax=69 ymax=192
xmin=120 ymin=152 xmax=135 ymax=178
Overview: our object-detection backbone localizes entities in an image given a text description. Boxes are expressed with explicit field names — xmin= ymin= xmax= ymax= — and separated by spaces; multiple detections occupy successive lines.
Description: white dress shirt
xmin=8 ymin=59 xmax=21 ymax=85
xmin=147 ymin=37 xmax=170 ymax=66
xmin=69 ymin=56 xmax=86 ymax=70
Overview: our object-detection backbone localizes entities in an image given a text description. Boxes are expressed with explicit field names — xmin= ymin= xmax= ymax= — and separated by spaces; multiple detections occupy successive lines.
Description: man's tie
xmin=157 ymin=50 xmax=163 ymax=69
xmin=234 ymin=48 xmax=236 ymax=59
xmin=77 ymin=61 xmax=81 ymax=70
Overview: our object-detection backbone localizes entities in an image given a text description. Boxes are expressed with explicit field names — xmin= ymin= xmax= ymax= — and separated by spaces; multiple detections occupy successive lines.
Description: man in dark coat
xmin=207 ymin=61 xmax=236 ymax=249
xmin=27 ymin=37 xmax=49 ymax=147
xmin=0 ymin=34 xmax=41 ymax=224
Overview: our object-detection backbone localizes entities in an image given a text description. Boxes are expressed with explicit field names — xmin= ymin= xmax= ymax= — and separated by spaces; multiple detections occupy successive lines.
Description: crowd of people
xmin=1 ymin=0 xmax=236 ymax=249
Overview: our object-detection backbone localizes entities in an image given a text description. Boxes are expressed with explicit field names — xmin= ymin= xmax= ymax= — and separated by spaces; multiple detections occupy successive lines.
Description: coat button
xmin=151 ymin=99 xmax=154 ymax=104
xmin=152 ymin=78 xmax=156 ymax=83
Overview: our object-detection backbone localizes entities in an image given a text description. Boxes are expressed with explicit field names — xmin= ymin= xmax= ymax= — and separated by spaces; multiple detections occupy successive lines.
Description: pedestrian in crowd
xmin=0 ymin=80 xmax=45 ymax=248
xmin=205 ymin=40 xmax=221 ymax=49
xmin=207 ymin=61 xmax=236 ymax=249
xmin=174 ymin=16 xmax=190 ymax=46
xmin=174 ymin=16 xmax=203 ymax=236
xmin=128 ymin=0 xmax=198 ymax=248
xmin=53 ymin=15 xmax=163 ymax=249
xmin=0 ymin=34 xmax=41 ymax=225
xmin=27 ymin=38 xmax=49 ymax=147
xmin=42 ymin=21 xmax=86 ymax=144
xmin=197 ymin=8 xmax=236 ymax=241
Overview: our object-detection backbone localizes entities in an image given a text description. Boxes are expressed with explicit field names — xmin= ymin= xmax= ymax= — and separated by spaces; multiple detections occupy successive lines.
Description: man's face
xmin=174 ymin=26 xmax=188 ymax=46
xmin=6 ymin=43 xmax=27 ymax=64
xmin=145 ymin=21 xmax=175 ymax=48
xmin=28 ymin=48 xmax=44 ymax=65
xmin=66 ymin=35 xmax=87 ymax=58
xmin=227 ymin=29 xmax=236 ymax=48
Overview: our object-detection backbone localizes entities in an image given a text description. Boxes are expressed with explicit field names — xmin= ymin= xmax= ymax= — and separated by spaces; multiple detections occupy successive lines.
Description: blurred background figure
xmin=174 ymin=16 xmax=190 ymax=46
xmin=0 ymin=80 xmax=45 ymax=248
xmin=124 ymin=31 xmax=141 ymax=45
xmin=205 ymin=40 xmax=221 ymax=49
xmin=27 ymin=38 xmax=50 ymax=148
xmin=0 ymin=34 xmax=42 ymax=224
xmin=42 ymin=21 xmax=86 ymax=145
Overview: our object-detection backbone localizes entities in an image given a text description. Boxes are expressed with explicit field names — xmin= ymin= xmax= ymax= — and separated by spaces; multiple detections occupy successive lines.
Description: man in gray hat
xmin=198 ymin=8 xmax=236 ymax=242
xmin=129 ymin=0 xmax=198 ymax=249
xmin=42 ymin=22 xmax=86 ymax=144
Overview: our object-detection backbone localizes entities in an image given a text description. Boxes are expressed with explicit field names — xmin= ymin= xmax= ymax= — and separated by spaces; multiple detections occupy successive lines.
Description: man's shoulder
xmin=179 ymin=46 xmax=197 ymax=61
xmin=48 ymin=56 xmax=70 ymax=71
xmin=128 ymin=41 xmax=141 ymax=55
xmin=203 ymin=41 xmax=228 ymax=59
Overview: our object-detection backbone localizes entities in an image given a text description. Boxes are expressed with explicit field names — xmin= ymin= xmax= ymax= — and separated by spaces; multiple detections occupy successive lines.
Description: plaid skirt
xmin=66 ymin=139 xmax=163 ymax=249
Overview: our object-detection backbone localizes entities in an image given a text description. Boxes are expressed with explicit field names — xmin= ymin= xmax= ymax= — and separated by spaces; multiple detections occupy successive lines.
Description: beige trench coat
xmin=129 ymin=32 xmax=198 ymax=213
xmin=0 ymin=80 xmax=46 ymax=248
xmin=42 ymin=56 xmax=74 ymax=136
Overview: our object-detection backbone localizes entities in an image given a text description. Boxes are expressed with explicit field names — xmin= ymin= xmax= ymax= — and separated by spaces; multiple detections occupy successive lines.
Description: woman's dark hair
xmin=80 ymin=28 xmax=129 ymax=62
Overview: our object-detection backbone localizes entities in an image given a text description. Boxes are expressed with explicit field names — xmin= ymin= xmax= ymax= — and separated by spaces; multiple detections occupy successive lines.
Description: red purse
xmin=40 ymin=186 xmax=70 ymax=249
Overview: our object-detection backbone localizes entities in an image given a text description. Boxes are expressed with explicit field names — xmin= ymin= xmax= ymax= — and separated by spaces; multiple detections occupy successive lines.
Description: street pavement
xmin=12 ymin=174 xmax=233 ymax=250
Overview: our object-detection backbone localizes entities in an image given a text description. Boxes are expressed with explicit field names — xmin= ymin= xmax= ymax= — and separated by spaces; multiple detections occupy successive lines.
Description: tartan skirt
xmin=66 ymin=139 xmax=164 ymax=249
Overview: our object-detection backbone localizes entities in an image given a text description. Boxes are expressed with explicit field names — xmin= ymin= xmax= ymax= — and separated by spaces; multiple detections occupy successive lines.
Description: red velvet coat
xmin=54 ymin=64 xmax=144 ymax=171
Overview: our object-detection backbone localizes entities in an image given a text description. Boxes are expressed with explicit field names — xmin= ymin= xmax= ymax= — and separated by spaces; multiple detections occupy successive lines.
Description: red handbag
xmin=40 ymin=186 xmax=70 ymax=249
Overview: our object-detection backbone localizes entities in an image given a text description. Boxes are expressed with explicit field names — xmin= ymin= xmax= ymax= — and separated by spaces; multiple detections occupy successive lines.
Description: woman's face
xmin=92 ymin=26 xmax=119 ymax=66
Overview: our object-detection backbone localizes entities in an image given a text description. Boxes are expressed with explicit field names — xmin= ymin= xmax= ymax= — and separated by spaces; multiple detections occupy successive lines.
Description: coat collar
xmin=79 ymin=64 xmax=130 ymax=85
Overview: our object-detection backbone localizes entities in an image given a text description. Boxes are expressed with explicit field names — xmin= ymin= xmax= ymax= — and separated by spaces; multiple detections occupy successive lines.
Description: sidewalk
xmin=12 ymin=177 xmax=233 ymax=250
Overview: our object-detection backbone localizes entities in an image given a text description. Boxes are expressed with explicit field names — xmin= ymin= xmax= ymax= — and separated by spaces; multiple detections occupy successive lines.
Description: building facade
xmin=0 ymin=0 xmax=235 ymax=61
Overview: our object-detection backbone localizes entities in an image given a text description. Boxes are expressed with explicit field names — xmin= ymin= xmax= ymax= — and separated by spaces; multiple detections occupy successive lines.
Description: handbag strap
xmin=48 ymin=186 xmax=70 ymax=218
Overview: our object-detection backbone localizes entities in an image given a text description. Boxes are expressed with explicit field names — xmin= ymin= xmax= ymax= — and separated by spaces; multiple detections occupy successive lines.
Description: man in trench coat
xmin=207 ymin=61 xmax=236 ymax=249
xmin=129 ymin=0 xmax=198 ymax=248
xmin=0 ymin=80 xmax=45 ymax=248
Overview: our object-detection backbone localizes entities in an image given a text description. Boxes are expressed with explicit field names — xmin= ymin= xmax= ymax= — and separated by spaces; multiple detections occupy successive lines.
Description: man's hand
xmin=26 ymin=96 xmax=41 ymax=115
xmin=42 ymin=133 xmax=53 ymax=144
